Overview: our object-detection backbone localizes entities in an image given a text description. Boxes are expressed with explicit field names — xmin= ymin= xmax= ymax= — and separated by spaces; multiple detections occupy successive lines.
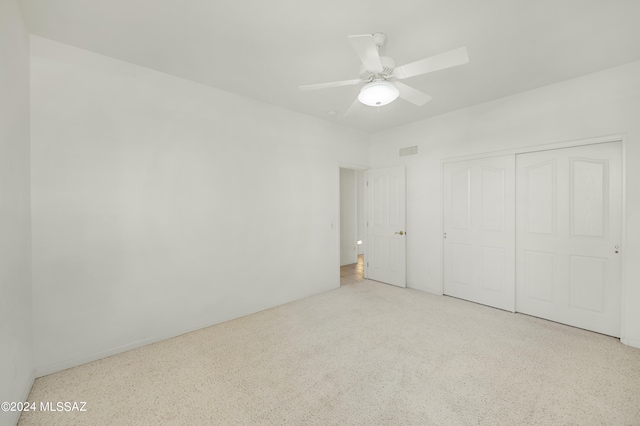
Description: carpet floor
xmin=19 ymin=280 xmax=640 ymax=425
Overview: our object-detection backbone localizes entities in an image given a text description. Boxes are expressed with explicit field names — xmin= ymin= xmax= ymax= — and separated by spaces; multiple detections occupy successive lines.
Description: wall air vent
xmin=399 ymin=146 xmax=418 ymax=157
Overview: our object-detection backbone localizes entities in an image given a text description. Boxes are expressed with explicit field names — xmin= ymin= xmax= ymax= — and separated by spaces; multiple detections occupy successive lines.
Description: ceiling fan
xmin=299 ymin=33 xmax=469 ymax=115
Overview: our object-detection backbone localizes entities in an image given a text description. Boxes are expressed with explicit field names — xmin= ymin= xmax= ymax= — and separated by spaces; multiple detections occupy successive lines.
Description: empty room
xmin=2 ymin=0 xmax=640 ymax=424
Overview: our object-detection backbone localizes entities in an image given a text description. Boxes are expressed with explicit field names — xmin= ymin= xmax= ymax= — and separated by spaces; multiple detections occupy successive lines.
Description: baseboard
xmin=21 ymin=370 xmax=35 ymax=401
xmin=621 ymin=337 xmax=640 ymax=349
xmin=35 ymin=283 xmax=336 ymax=378
xmin=6 ymin=370 xmax=36 ymax=426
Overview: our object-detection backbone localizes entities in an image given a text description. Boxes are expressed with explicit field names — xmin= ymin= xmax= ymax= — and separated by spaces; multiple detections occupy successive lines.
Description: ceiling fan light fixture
xmin=357 ymin=81 xmax=399 ymax=107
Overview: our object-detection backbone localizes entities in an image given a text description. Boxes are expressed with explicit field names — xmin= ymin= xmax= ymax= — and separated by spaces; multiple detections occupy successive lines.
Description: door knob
xmin=395 ymin=231 xmax=405 ymax=235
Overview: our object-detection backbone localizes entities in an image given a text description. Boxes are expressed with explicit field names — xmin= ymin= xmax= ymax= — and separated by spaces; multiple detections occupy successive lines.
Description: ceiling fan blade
xmin=344 ymin=98 xmax=363 ymax=116
xmin=392 ymin=82 xmax=433 ymax=106
xmin=299 ymin=79 xmax=364 ymax=91
xmin=393 ymin=47 xmax=469 ymax=80
xmin=348 ymin=34 xmax=383 ymax=73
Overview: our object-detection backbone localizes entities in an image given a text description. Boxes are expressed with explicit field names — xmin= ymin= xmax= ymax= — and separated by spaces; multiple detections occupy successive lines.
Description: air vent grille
xmin=399 ymin=146 xmax=418 ymax=157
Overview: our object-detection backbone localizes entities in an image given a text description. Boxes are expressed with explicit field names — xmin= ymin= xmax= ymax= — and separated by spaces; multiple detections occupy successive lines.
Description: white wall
xmin=30 ymin=36 xmax=370 ymax=375
xmin=0 ymin=1 xmax=33 ymax=424
xmin=370 ymin=60 xmax=640 ymax=348
xmin=340 ymin=168 xmax=357 ymax=266
xmin=356 ymin=170 xmax=365 ymax=255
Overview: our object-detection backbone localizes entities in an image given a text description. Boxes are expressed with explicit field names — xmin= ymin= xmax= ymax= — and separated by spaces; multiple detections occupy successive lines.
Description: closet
xmin=443 ymin=141 xmax=622 ymax=337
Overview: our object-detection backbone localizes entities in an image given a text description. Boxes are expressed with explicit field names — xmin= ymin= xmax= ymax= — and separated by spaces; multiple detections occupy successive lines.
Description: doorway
xmin=339 ymin=168 xmax=365 ymax=285
xmin=340 ymin=254 xmax=365 ymax=285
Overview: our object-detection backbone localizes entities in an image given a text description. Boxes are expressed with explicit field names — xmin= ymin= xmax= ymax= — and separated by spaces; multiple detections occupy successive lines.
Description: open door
xmin=366 ymin=166 xmax=406 ymax=287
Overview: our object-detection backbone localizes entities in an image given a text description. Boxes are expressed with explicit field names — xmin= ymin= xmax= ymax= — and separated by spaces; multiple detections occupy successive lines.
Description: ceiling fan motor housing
xmin=360 ymin=56 xmax=396 ymax=81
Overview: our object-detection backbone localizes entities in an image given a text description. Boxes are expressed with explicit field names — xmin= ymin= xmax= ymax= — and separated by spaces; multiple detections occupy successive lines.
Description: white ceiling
xmin=19 ymin=0 xmax=640 ymax=133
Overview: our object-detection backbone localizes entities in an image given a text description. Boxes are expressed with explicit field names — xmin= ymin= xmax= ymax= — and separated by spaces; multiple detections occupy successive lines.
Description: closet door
xmin=515 ymin=142 xmax=622 ymax=337
xmin=443 ymin=155 xmax=515 ymax=311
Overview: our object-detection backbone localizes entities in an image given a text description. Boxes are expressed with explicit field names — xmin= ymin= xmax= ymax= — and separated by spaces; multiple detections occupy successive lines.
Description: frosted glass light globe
xmin=357 ymin=81 xmax=399 ymax=107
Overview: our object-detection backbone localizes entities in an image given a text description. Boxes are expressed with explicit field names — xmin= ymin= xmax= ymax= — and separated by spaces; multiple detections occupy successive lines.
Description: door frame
xmin=440 ymin=134 xmax=628 ymax=343
xmin=337 ymin=162 xmax=369 ymax=284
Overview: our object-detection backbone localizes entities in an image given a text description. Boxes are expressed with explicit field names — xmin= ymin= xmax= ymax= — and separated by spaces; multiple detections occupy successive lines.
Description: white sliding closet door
xmin=443 ymin=155 xmax=515 ymax=311
xmin=515 ymin=142 xmax=622 ymax=337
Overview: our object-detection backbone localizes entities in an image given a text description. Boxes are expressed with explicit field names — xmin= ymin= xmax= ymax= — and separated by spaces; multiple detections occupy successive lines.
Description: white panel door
xmin=443 ymin=155 xmax=515 ymax=311
xmin=366 ymin=166 xmax=406 ymax=287
xmin=516 ymin=142 xmax=622 ymax=337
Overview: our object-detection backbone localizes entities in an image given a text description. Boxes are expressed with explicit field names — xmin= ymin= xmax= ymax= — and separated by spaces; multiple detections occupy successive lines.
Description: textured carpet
xmin=19 ymin=280 xmax=640 ymax=425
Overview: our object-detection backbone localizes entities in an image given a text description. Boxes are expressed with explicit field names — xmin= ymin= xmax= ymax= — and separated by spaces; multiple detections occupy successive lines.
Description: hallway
xmin=340 ymin=254 xmax=364 ymax=286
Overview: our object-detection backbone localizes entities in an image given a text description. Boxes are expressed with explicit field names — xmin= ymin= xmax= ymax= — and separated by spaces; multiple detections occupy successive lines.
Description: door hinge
xmin=367 ymin=221 xmax=369 ymax=227
xmin=367 ymin=262 xmax=369 ymax=267
xmin=366 ymin=181 xmax=369 ymax=186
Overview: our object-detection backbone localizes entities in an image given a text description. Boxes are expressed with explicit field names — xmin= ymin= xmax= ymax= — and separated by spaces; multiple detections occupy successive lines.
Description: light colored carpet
xmin=19 ymin=280 xmax=640 ymax=425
